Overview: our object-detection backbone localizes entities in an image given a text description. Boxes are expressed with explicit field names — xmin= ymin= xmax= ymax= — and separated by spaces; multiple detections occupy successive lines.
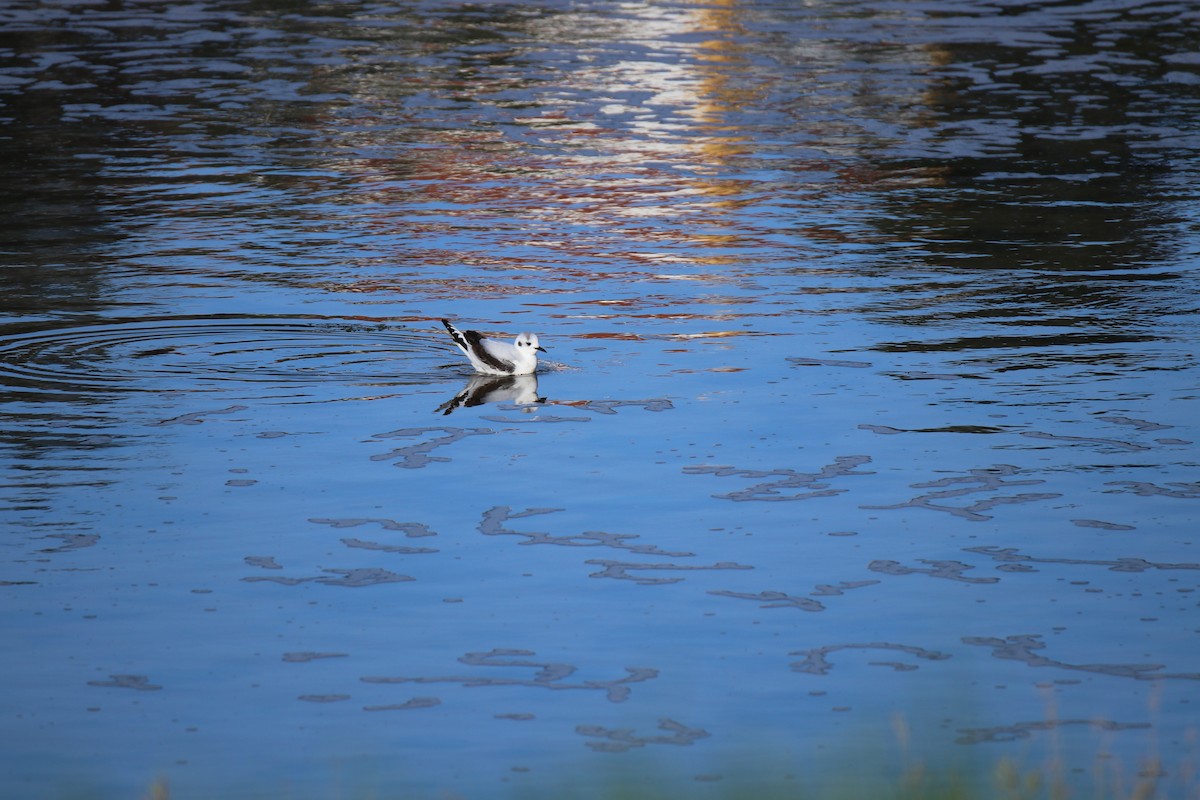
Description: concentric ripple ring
xmin=0 ymin=315 xmax=443 ymax=397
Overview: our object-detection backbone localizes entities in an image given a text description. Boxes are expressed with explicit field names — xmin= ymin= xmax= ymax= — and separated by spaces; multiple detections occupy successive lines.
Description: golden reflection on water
xmin=310 ymin=0 xmax=825 ymax=294
xmin=217 ymin=0 xmax=1182 ymax=331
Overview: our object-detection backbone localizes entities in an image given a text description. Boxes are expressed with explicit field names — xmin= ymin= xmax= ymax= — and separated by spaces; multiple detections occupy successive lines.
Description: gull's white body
xmin=441 ymin=319 xmax=544 ymax=376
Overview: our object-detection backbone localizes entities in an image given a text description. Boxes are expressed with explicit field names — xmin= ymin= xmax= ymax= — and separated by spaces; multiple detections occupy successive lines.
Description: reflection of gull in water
xmin=441 ymin=318 xmax=545 ymax=376
xmin=437 ymin=374 xmax=545 ymax=416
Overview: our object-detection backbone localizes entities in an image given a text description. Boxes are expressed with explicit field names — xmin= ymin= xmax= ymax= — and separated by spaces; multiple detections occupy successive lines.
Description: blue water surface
xmin=2 ymin=0 xmax=1199 ymax=797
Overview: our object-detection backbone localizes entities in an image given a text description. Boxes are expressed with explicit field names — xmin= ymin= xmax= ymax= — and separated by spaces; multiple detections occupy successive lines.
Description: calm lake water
xmin=2 ymin=0 xmax=1199 ymax=797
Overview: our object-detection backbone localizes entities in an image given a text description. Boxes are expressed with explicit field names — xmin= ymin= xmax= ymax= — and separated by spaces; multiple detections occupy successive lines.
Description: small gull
xmin=441 ymin=319 xmax=545 ymax=376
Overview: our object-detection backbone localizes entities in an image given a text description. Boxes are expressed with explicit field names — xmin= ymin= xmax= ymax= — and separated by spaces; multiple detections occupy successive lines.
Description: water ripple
xmin=0 ymin=315 xmax=444 ymax=398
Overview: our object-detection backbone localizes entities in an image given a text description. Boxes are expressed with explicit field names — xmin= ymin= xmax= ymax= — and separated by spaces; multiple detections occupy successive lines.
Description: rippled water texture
xmin=2 ymin=1 xmax=1199 ymax=798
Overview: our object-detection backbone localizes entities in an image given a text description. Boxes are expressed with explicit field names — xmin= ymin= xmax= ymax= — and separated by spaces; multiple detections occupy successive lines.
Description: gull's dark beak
xmin=537 ymin=346 xmax=547 ymax=352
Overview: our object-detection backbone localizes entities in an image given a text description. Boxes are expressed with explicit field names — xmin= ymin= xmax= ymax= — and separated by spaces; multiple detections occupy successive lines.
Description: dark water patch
xmin=861 ymin=464 xmax=1061 ymax=521
xmin=956 ymin=718 xmax=1152 ymax=745
xmin=684 ymin=455 xmax=873 ymax=502
xmin=965 ymin=546 xmax=1200 ymax=574
xmin=341 ymin=537 xmax=438 ymax=555
xmin=245 ymin=556 xmax=282 ymax=570
xmin=872 ymin=332 xmax=1162 ymax=357
xmin=787 ymin=357 xmax=873 ymax=369
xmin=308 ymin=518 xmax=437 ymax=537
xmin=1105 ymin=480 xmax=1200 ymax=499
xmin=889 ymin=370 xmax=986 ymax=381
xmin=1020 ymin=430 xmax=1151 ymax=452
xmin=39 ymin=533 xmax=100 ymax=553
xmin=306 ymin=520 xmax=441 ymax=555
xmin=282 ymin=652 xmax=348 ymax=663
xmin=813 ymin=580 xmax=879 ymax=596
xmin=869 ymin=559 xmax=999 ymax=585
xmin=151 ymin=405 xmax=249 ymax=427
xmin=479 ymin=506 xmax=693 ymax=557
xmin=1097 ymin=415 xmax=1174 ymax=432
xmin=962 ymin=634 xmax=1200 ymax=681
xmin=571 ymin=398 xmax=675 ymax=414
xmin=577 ymin=718 xmax=710 ymax=753
xmin=298 ymin=694 xmax=351 ymax=703
xmin=364 ymin=697 xmax=441 ymax=712
xmin=361 ymin=649 xmax=657 ymax=704
xmin=479 ymin=506 xmax=563 ymax=531
xmin=709 ymin=589 xmax=826 ymax=613
xmin=586 ymin=559 xmax=752 ymax=585
xmin=1071 ymin=519 xmax=1136 ymax=531
xmin=859 ymin=423 xmax=1005 ymax=435
xmin=873 ymin=662 xmax=920 ymax=673
xmin=859 ymin=425 xmax=905 ymax=436
xmin=709 ymin=581 xmax=881 ymax=613
xmin=367 ymin=426 xmax=494 ymax=468
xmin=88 ymin=674 xmax=162 ymax=691
xmin=243 ymin=567 xmax=415 ymax=587
xmin=790 ymin=644 xmax=953 ymax=676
